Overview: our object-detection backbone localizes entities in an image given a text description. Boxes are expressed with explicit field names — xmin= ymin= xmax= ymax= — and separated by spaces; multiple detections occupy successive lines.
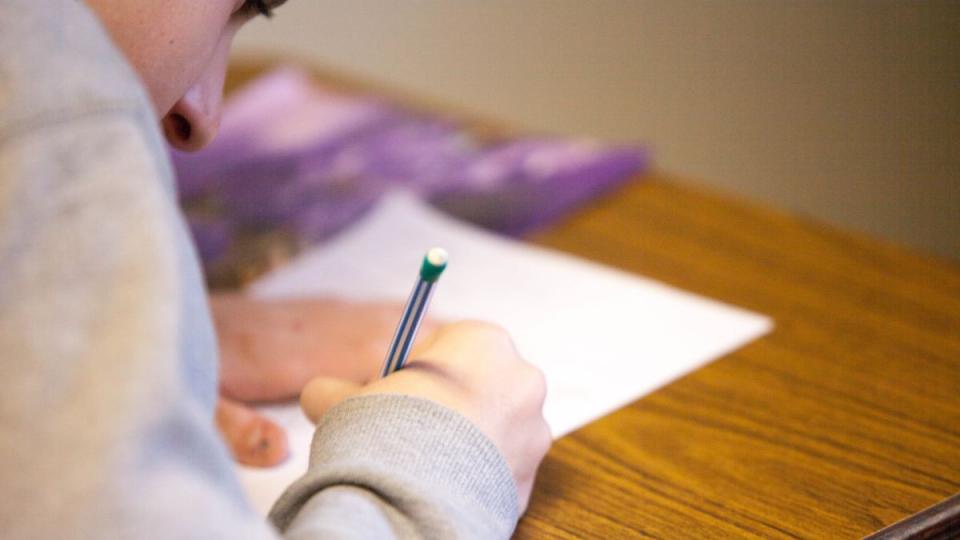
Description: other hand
xmin=209 ymin=293 xmax=436 ymax=467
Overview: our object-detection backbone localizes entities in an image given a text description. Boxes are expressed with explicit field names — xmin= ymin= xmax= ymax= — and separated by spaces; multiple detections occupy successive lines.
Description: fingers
xmin=300 ymin=376 xmax=364 ymax=424
xmin=214 ymin=396 xmax=289 ymax=468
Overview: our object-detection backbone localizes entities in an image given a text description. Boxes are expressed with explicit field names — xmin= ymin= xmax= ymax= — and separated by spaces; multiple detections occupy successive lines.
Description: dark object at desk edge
xmin=864 ymin=493 xmax=960 ymax=540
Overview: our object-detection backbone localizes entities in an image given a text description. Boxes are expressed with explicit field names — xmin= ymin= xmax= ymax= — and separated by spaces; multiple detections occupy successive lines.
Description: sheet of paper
xmin=237 ymin=192 xmax=773 ymax=515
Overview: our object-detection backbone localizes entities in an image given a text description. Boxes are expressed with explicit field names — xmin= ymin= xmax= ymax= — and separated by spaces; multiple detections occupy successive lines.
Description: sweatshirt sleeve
xmin=270 ymin=395 xmax=520 ymax=540
xmin=0 ymin=108 xmax=277 ymax=539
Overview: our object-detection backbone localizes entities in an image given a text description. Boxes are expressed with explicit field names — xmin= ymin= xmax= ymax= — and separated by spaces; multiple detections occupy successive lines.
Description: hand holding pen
xmin=299 ymin=248 xmax=552 ymax=512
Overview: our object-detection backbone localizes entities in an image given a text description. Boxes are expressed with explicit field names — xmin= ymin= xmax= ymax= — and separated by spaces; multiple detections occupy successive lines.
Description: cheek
xmin=92 ymin=1 xmax=235 ymax=116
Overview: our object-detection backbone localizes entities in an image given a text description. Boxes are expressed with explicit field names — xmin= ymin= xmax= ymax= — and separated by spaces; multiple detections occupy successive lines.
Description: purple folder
xmin=171 ymin=67 xmax=649 ymax=282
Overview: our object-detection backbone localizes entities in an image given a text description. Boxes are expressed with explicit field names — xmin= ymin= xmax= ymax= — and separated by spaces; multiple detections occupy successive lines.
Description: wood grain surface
xmin=521 ymin=178 xmax=960 ymax=538
xmin=225 ymin=60 xmax=960 ymax=538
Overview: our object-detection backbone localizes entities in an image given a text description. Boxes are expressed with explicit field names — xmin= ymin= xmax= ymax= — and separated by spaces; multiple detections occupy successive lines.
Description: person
xmin=0 ymin=0 xmax=551 ymax=538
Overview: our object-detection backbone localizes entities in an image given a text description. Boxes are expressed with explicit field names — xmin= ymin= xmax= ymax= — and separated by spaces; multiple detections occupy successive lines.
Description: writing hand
xmin=299 ymin=321 xmax=551 ymax=512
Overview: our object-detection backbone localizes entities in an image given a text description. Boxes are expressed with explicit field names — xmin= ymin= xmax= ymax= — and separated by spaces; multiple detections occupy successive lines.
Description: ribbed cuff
xmin=268 ymin=394 xmax=519 ymax=538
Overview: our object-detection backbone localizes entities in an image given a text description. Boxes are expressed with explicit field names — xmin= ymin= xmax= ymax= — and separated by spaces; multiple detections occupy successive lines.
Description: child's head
xmin=85 ymin=0 xmax=284 ymax=151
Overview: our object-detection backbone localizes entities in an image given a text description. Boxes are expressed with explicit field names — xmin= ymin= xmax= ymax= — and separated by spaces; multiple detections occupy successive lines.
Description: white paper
xmin=237 ymin=192 xmax=773 ymax=515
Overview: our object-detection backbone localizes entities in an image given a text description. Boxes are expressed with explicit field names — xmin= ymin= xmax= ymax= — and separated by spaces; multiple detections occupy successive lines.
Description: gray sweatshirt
xmin=0 ymin=1 xmax=518 ymax=538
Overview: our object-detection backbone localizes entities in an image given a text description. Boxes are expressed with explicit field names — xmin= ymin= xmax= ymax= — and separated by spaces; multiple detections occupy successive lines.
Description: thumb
xmin=300 ymin=376 xmax=364 ymax=424
xmin=215 ymin=396 xmax=290 ymax=468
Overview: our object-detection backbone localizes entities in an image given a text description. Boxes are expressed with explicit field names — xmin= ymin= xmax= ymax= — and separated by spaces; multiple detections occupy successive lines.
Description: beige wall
xmin=234 ymin=1 xmax=960 ymax=260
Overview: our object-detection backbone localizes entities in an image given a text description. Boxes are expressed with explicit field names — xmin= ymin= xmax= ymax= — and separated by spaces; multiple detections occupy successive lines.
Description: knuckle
xmin=446 ymin=320 xmax=517 ymax=354
xmin=464 ymin=320 xmax=509 ymax=339
xmin=524 ymin=364 xmax=548 ymax=405
xmin=537 ymin=423 xmax=553 ymax=456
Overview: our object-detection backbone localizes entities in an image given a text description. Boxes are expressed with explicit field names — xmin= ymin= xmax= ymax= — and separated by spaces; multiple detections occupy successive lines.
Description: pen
xmin=380 ymin=247 xmax=448 ymax=377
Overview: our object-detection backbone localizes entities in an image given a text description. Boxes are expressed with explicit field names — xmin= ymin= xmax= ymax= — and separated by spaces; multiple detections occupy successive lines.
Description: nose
xmin=163 ymin=83 xmax=222 ymax=152
xmin=162 ymin=31 xmax=233 ymax=152
xmin=163 ymin=63 xmax=226 ymax=152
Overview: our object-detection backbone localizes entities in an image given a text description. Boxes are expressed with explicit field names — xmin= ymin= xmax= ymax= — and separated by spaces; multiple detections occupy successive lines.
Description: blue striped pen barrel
xmin=380 ymin=248 xmax=448 ymax=377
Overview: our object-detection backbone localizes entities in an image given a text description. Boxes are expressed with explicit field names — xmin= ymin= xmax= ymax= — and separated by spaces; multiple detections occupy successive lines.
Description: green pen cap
xmin=419 ymin=247 xmax=448 ymax=282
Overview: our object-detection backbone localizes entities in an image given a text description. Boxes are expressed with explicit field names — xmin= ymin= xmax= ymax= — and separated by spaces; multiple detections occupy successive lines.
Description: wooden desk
xmin=523 ymin=178 xmax=960 ymax=538
xmin=226 ymin=61 xmax=960 ymax=538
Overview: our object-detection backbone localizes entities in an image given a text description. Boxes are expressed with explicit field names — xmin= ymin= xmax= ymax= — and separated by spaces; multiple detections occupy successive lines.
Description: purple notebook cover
xmin=171 ymin=67 xmax=650 ymax=283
